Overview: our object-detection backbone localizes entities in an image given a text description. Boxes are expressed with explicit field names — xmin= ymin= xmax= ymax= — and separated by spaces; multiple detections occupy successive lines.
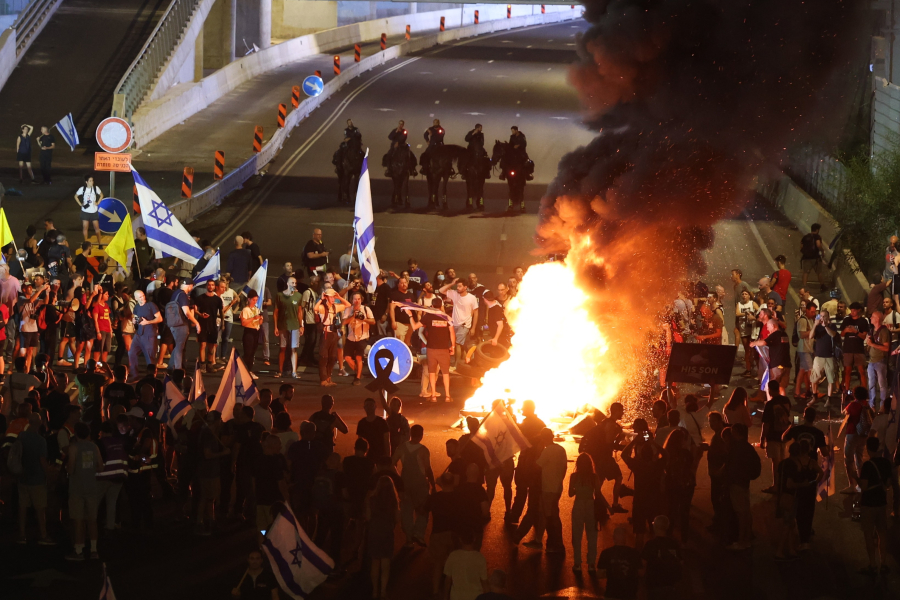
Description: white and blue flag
xmin=262 ymin=503 xmax=333 ymax=599
xmin=194 ymin=249 xmax=220 ymax=284
xmin=244 ymin=259 xmax=268 ymax=309
xmin=189 ymin=359 xmax=207 ymax=406
xmin=99 ymin=563 xmax=117 ymax=600
xmin=54 ymin=113 xmax=80 ymax=151
xmin=471 ymin=404 xmax=530 ymax=468
xmin=756 ymin=346 xmax=770 ymax=392
xmin=131 ymin=167 xmax=204 ymax=264
xmin=353 ymin=150 xmax=380 ymax=294
xmin=212 ymin=348 xmax=259 ymax=421
xmin=159 ymin=377 xmax=192 ymax=431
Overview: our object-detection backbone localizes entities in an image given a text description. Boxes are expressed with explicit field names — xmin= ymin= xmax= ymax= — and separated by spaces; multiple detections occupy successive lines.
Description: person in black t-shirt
xmin=800 ymin=223 xmax=827 ymax=291
xmin=810 ymin=310 xmax=838 ymax=403
xmin=389 ymin=277 xmax=416 ymax=345
xmin=309 ymin=394 xmax=348 ymax=449
xmin=302 ymin=229 xmax=328 ymax=276
xmin=482 ymin=291 xmax=510 ymax=347
xmin=412 ymin=299 xmax=455 ymax=401
xmin=343 ymin=438 xmax=375 ymax=519
xmin=751 ymin=319 xmax=791 ymax=395
xmin=231 ymin=549 xmax=279 ymax=600
xmin=103 ymin=364 xmax=137 ymax=411
xmin=37 ymin=126 xmax=55 ymax=184
xmin=254 ymin=435 xmax=289 ymax=533
xmin=781 ymin=406 xmax=828 ymax=460
xmin=641 ymin=516 xmax=683 ymax=594
xmin=194 ymin=280 xmax=223 ymax=373
xmin=840 ymin=302 xmax=869 ymax=392
xmin=356 ymin=397 xmax=390 ymax=459
xmin=858 ymin=437 xmax=897 ymax=575
xmin=597 ymin=526 xmax=642 ymax=600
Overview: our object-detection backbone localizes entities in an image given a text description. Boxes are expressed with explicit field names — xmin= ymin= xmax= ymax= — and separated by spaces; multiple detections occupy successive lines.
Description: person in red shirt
xmin=0 ymin=302 xmax=8 ymax=378
xmin=92 ymin=287 xmax=113 ymax=363
xmin=771 ymin=255 xmax=792 ymax=303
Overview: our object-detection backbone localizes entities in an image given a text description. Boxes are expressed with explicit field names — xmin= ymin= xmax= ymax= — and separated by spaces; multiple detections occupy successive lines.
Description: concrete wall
xmin=273 ymin=0 xmax=338 ymax=38
xmin=756 ymin=169 xmax=869 ymax=304
xmin=135 ymin=3 xmax=579 ymax=147
xmin=150 ymin=0 xmax=219 ymax=102
xmin=873 ymin=76 xmax=900 ymax=157
xmin=0 ymin=29 xmax=15 ymax=93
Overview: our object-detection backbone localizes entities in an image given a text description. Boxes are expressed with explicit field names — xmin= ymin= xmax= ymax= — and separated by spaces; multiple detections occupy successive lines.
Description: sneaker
xmin=65 ymin=552 xmax=85 ymax=561
xmin=761 ymin=486 xmax=777 ymax=494
xmin=588 ymin=566 xmax=597 ymax=575
xmin=89 ymin=551 xmax=99 ymax=560
xmin=523 ymin=540 xmax=543 ymax=550
xmin=56 ymin=360 xmax=72 ymax=367
xmin=609 ymin=504 xmax=628 ymax=514
xmin=353 ymin=378 xmax=361 ymax=386
xmin=292 ymin=372 xmax=301 ymax=379
xmin=37 ymin=538 xmax=55 ymax=546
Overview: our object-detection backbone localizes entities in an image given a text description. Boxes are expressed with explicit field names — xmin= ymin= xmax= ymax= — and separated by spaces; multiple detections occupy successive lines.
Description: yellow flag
xmin=105 ymin=214 xmax=135 ymax=269
xmin=0 ymin=208 xmax=14 ymax=249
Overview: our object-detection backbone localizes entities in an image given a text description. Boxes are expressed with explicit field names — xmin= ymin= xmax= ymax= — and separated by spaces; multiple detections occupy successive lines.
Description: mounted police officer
xmin=465 ymin=124 xmax=484 ymax=153
xmin=383 ymin=120 xmax=408 ymax=176
xmin=343 ymin=118 xmax=362 ymax=144
xmin=424 ymin=118 xmax=445 ymax=148
xmin=509 ymin=126 xmax=527 ymax=161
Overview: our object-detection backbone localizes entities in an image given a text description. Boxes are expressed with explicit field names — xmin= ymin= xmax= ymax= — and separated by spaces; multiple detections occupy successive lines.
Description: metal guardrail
xmin=12 ymin=0 xmax=59 ymax=55
xmin=112 ymin=0 xmax=202 ymax=122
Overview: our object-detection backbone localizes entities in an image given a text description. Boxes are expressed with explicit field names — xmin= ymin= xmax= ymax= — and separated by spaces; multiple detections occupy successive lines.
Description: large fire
xmin=463 ymin=251 xmax=625 ymax=423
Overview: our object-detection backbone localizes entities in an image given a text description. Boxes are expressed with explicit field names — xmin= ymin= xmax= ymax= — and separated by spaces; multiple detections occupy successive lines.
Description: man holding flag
xmin=354 ymin=150 xmax=380 ymax=294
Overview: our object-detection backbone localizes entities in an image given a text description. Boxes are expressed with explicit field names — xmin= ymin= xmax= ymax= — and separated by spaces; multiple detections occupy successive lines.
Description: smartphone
xmin=642 ymin=431 xmax=650 ymax=441
xmin=792 ymin=415 xmax=800 ymax=425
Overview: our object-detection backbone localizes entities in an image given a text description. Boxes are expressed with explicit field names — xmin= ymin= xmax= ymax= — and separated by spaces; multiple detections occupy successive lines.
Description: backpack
xmin=7 ymin=438 xmax=23 ymax=475
xmin=856 ymin=405 xmax=874 ymax=437
xmin=311 ymin=470 xmax=335 ymax=510
xmin=800 ymin=233 xmax=819 ymax=259
xmin=772 ymin=401 xmax=791 ymax=436
xmin=165 ymin=291 xmax=186 ymax=327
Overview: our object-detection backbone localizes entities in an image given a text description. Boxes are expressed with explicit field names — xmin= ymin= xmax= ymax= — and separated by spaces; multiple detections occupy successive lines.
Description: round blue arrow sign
xmin=301 ymin=75 xmax=324 ymax=97
xmin=97 ymin=197 xmax=128 ymax=234
xmin=367 ymin=337 xmax=414 ymax=384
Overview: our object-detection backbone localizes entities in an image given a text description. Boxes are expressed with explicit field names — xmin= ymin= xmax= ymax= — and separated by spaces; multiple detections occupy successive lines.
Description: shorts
xmin=596 ymin=455 xmax=622 ymax=481
xmin=199 ymin=477 xmax=221 ymax=502
xmin=196 ymin=322 xmax=218 ymax=344
xmin=160 ymin=324 xmax=175 ymax=346
xmin=729 ymin=484 xmax=751 ymax=515
xmin=256 ymin=505 xmax=274 ymax=532
xmin=69 ymin=491 xmax=100 ymax=520
xmin=20 ymin=331 xmax=39 ymax=348
xmin=81 ymin=210 xmax=99 ymax=222
xmin=765 ymin=440 xmax=785 ymax=462
xmin=860 ymin=505 xmax=888 ymax=535
xmin=796 ymin=352 xmax=812 ymax=371
xmin=394 ymin=322 xmax=410 ymax=343
xmin=96 ymin=330 xmax=112 ymax=353
xmin=454 ymin=325 xmax=470 ymax=346
xmin=18 ymin=483 xmax=48 ymax=509
xmin=279 ymin=329 xmax=300 ymax=349
xmin=800 ymin=258 xmax=821 ymax=275
xmin=769 ymin=366 xmax=786 ymax=381
xmin=0 ymin=336 xmax=6 ymax=353
xmin=811 ymin=356 xmax=836 ymax=384
xmin=344 ymin=338 xmax=368 ymax=358
xmin=428 ymin=530 xmax=455 ymax=564
xmin=16 ymin=152 xmax=31 ymax=163
xmin=60 ymin=321 xmax=76 ymax=338
xmin=427 ymin=347 xmax=451 ymax=372
xmin=777 ymin=494 xmax=796 ymax=522
xmin=843 ymin=352 xmax=866 ymax=368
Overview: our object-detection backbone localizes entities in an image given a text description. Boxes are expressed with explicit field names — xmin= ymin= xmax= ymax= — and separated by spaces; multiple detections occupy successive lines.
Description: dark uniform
xmin=465 ymin=129 xmax=484 ymax=152
xmin=424 ymin=125 xmax=445 ymax=147
xmin=383 ymin=126 xmax=409 ymax=173
xmin=344 ymin=125 xmax=362 ymax=143
xmin=509 ymin=131 xmax=527 ymax=161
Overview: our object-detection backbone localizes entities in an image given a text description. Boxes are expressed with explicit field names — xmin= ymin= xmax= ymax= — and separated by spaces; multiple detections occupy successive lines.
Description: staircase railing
xmin=112 ymin=0 xmax=202 ymax=122
xmin=11 ymin=0 xmax=61 ymax=56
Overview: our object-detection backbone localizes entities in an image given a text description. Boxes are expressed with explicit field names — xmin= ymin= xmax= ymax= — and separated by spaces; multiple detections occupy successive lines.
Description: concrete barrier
xmin=134 ymin=4 xmax=579 ymax=147
xmin=755 ymin=169 xmax=869 ymax=304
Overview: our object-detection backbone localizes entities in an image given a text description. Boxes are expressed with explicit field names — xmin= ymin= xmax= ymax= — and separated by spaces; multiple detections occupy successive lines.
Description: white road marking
xmin=470 ymin=68 xmax=476 ymax=71
xmin=417 ymin=144 xmax=423 ymax=148
xmin=516 ymin=113 xmax=520 ymax=117
xmin=567 ymin=43 xmax=576 ymax=46
xmin=373 ymin=108 xmax=395 ymax=111
xmin=435 ymin=100 xmax=440 ymax=104
xmin=516 ymin=100 xmax=521 ymax=104
xmin=488 ymin=60 xmax=494 ymax=63
xmin=496 ymin=75 xmax=508 ymax=78
xmin=443 ymin=88 xmax=448 ymax=92
xmin=527 ymin=45 xmax=532 ymax=48
xmin=420 ymin=71 xmax=433 ymax=74
xmin=547 ymin=68 xmax=552 ymax=71
xmin=550 ymin=116 xmax=569 ymax=120
xmin=501 ymin=40 xmax=512 ymax=43
xmin=211 ymin=57 xmax=420 ymax=247
xmin=463 ymin=112 xmax=487 ymax=115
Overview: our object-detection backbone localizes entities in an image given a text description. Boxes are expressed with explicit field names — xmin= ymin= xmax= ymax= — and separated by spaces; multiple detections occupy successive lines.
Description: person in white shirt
xmin=74 ymin=175 xmax=103 ymax=242
xmin=216 ymin=279 xmax=240 ymax=362
xmin=438 ymin=278 xmax=479 ymax=367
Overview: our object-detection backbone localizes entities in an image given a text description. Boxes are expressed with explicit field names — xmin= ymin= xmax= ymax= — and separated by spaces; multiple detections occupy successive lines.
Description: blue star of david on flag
xmin=289 ymin=542 xmax=303 ymax=567
xmin=131 ymin=167 xmax=204 ymax=263
xmin=148 ymin=199 xmax=175 ymax=228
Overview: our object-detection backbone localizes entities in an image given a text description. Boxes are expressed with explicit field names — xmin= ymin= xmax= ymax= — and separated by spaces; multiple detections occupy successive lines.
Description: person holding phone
xmin=74 ymin=175 xmax=104 ymax=242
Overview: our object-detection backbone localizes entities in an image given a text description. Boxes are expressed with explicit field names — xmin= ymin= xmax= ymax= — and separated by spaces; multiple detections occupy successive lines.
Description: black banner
xmin=665 ymin=343 xmax=738 ymax=385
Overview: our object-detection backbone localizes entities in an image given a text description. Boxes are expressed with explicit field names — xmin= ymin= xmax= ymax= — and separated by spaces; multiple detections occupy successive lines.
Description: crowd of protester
xmin=3 ymin=220 xmax=900 ymax=599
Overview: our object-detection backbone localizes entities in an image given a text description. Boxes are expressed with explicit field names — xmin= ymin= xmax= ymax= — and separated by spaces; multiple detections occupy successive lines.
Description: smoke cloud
xmin=537 ymin=0 xmax=868 ymax=397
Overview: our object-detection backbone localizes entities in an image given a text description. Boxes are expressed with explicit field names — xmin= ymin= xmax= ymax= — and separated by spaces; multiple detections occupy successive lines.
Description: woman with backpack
xmin=74 ymin=174 xmax=104 ymax=242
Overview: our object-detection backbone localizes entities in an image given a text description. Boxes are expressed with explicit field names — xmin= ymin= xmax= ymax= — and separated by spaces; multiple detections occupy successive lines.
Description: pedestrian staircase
xmin=112 ymin=0 xmax=206 ymax=123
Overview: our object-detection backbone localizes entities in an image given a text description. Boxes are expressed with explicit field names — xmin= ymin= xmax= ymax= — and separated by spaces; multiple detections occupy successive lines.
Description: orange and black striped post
xmin=405 ymin=25 xmax=410 ymax=40
xmin=314 ymin=69 xmax=322 ymax=78
xmin=133 ymin=185 xmax=139 ymax=212
xmin=214 ymin=151 xmax=225 ymax=180
xmin=380 ymin=33 xmax=386 ymax=51
xmin=277 ymin=104 xmax=287 ymax=128
xmin=440 ymin=16 xmax=445 ymax=32
xmin=291 ymin=85 xmax=300 ymax=108
xmin=333 ymin=56 xmax=341 ymax=75
xmin=541 ymin=5 xmax=546 ymax=14
xmin=507 ymin=4 xmax=511 ymax=18
xmin=354 ymin=44 xmax=361 ymax=62
xmin=181 ymin=167 xmax=194 ymax=199
xmin=474 ymin=10 xmax=479 ymax=24
xmin=253 ymin=126 xmax=263 ymax=152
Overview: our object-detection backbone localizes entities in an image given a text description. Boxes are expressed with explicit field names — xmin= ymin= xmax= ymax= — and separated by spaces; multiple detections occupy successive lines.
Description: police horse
xmin=458 ymin=144 xmax=492 ymax=211
xmin=386 ymin=143 xmax=418 ymax=207
xmin=333 ymin=136 xmax=365 ymax=204
xmin=491 ymin=140 xmax=533 ymax=213
xmin=420 ymin=144 xmax=467 ymax=210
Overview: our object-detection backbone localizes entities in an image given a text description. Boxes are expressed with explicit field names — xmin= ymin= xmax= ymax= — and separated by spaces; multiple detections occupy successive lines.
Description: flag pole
xmin=347 ymin=232 xmax=356 ymax=282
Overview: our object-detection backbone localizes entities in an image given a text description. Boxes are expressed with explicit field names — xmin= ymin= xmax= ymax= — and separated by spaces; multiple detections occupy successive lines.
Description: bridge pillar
xmin=259 ymin=0 xmax=272 ymax=49
xmin=202 ymin=0 xmax=236 ymax=69
xmin=272 ymin=0 xmax=337 ymax=38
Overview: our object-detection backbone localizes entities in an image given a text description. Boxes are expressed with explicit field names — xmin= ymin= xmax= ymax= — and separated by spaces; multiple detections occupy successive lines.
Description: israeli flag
xmin=188 ymin=359 xmax=207 ymax=406
xmin=353 ymin=150 xmax=380 ymax=294
xmin=243 ymin=260 xmax=268 ymax=309
xmin=99 ymin=563 xmax=117 ymax=600
xmin=756 ymin=346 xmax=770 ymax=392
xmin=262 ymin=503 xmax=333 ymax=599
xmin=131 ymin=167 xmax=204 ymax=264
xmin=194 ymin=249 xmax=220 ymax=284
xmin=471 ymin=404 xmax=530 ymax=468
xmin=54 ymin=113 xmax=80 ymax=151
xmin=159 ymin=377 xmax=191 ymax=431
xmin=212 ymin=348 xmax=259 ymax=421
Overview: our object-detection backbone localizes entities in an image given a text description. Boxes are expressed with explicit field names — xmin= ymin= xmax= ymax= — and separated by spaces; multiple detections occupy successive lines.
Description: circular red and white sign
xmin=96 ymin=117 xmax=133 ymax=153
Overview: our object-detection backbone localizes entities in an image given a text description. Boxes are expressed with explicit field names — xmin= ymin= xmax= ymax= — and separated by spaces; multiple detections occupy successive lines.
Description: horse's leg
xmin=477 ymin=175 xmax=485 ymax=211
xmin=402 ymin=173 xmax=410 ymax=208
xmin=441 ymin=175 xmax=449 ymax=210
xmin=465 ymin=172 xmax=474 ymax=211
xmin=517 ymin=178 xmax=526 ymax=212
xmin=507 ymin=179 xmax=514 ymax=211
